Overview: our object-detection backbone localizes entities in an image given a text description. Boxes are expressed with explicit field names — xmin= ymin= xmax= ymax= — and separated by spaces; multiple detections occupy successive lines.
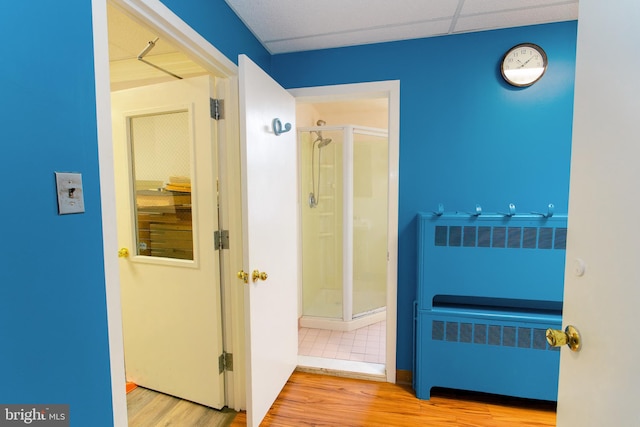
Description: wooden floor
xmin=231 ymin=371 xmax=556 ymax=426
xmin=127 ymin=386 xmax=236 ymax=427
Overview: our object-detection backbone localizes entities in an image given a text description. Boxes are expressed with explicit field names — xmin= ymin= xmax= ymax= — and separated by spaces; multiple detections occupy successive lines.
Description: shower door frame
xmin=345 ymin=126 xmax=389 ymax=321
xmin=298 ymin=125 xmax=389 ymax=324
xmin=291 ymin=80 xmax=400 ymax=383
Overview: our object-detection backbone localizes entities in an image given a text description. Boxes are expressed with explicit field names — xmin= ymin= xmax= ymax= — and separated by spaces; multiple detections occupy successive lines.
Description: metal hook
xmin=532 ymin=203 xmax=555 ymax=218
xmin=467 ymin=204 xmax=482 ymax=217
xmin=499 ymin=203 xmax=516 ymax=217
xmin=432 ymin=203 xmax=444 ymax=216
xmin=272 ymin=118 xmax=292 ymax=136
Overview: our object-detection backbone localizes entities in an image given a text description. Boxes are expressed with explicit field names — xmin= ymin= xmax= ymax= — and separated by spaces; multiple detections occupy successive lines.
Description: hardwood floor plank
xmin=129 ymin=390 xmax=181 ymax=426
xmin=231 ymin=371 xmax=556 ymax=426
xmin=126 ymin=387 xmax=160 ymax=420
xmin=127 ymin=387 xmax=236 ymax=427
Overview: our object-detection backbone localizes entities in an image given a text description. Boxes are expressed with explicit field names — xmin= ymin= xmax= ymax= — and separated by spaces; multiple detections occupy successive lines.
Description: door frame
xmin=91 ymin=0 xmax=245 ymax=423
xmin=290 ymin=83 xmax=400 ymax=383
xmin=93 ymin=1 xmax=401 ymax=424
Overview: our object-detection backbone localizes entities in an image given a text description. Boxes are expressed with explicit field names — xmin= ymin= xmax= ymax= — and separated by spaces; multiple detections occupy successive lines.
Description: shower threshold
xmin=300 ymin=308 xmax=386 ymax=332
xmin=297 ymin=355 xmax=386 ymax=382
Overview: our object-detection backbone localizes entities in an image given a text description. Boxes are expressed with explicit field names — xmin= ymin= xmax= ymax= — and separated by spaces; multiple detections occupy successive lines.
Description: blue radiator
xmin=414 ymin=211 xmax=567 ymax=401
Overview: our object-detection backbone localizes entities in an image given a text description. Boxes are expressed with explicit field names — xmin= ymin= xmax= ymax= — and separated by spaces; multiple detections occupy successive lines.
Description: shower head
xmin=317 ymin=138 xmax=332 ymax=148
xmin=312 ymin=119 xmax=331 ymax=148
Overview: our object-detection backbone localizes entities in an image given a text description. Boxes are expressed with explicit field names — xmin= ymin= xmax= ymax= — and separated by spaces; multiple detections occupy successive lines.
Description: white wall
xmin=297 ymin=99 xmax=388 ymax=129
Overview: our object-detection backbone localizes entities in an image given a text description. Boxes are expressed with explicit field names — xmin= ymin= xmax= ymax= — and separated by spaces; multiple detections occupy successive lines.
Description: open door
xmin=238 ymin=55 xmax=299 ymax=426
xmin=556 ymin=0 xmax=640 ymax=425
xmin=111 ymin=75 xmax=225 ymax=409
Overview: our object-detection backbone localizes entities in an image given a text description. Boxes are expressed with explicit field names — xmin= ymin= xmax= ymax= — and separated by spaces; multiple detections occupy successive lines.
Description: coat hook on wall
xmin=532 ymin=203 xmax=555 ymax=218
xmin=432 ymin=203 xmax=445 ymax=216
xmin=272 ymin=118 xmax=292 ymax=136
xmin=499 ymin=203 xmax=516 ymax=217
xmin=468 ymin=204 xmax=482 ymax=216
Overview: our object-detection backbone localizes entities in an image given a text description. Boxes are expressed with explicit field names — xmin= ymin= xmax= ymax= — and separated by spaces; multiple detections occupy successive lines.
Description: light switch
xmin=55 ymin=172 xmax=85 ymax=214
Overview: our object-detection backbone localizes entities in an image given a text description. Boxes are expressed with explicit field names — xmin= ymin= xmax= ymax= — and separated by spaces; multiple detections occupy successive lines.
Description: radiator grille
xmin=435 ymin=225 xmax=567 ymax=250
xmin=432 ymin=320 xmax=558 ymax=351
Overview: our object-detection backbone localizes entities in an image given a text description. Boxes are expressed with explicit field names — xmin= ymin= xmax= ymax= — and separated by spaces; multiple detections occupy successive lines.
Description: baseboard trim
xmin=396 ymin=369 xmax=412 ymax=386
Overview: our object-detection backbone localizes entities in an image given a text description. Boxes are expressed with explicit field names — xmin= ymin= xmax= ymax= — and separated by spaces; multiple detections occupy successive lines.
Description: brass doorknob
xmin=118 ymin=248 xmax=130 ymax=258
xmin=546 ymin=325 xmax=581 ymax=352
xmin=252 ymin=270 xmax=268 ymax=282
xmin=237 ymin=270 xmax=249 ymax=284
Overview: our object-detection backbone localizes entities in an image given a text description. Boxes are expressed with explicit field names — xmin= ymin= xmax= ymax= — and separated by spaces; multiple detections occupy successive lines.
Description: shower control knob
xmin=252 ymin=270 xmax=268 ymax=282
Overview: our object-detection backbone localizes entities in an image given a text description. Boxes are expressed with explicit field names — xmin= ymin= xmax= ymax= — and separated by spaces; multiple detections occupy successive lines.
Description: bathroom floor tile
xmin=298 ymin=321 xmax=385 ymax=364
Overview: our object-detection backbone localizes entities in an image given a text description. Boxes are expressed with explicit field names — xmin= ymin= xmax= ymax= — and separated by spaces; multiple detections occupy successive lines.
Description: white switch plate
xmin=55 ymin=172 xmax=85 ymax=214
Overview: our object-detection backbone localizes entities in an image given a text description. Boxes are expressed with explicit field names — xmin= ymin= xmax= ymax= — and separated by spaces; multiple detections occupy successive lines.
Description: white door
xmin=556 ymin=0 xmax=640 ymax=425
xmin=238 ymin=55 xmax=299 ymax=426
xmin=111 ymin=75 xmax=225 ymax=409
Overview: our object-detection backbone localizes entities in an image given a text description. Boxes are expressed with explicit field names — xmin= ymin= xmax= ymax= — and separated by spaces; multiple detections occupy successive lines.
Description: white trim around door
xmin=91 ymin=1 xmax=244 ymax=425
xmin=289 ymin=81 xmax=400 ymax=383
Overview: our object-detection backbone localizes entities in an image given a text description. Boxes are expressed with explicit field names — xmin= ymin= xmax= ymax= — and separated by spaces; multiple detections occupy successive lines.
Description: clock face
xmin=501 ymin=43 xmax=548 ymax=87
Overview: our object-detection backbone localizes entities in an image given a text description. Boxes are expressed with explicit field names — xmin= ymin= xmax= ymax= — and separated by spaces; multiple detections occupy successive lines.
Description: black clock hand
xmin=520 ymin=56 xmax=534 ymax=68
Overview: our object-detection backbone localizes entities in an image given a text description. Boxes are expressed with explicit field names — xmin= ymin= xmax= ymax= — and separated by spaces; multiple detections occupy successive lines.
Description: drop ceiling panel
xmin=109 ymin=0 xmax=579 ymax=63
xmin=224 ymin=0 xmax=578 ymax=54
xmin=461 ymin=0 xmax=577 ymax=15
xmin=226 ymin=0 xmax=459 ymax=41
xmin=266 ymin=19 xmax=452 ymax=54
xmin=455 ymin=3 xmax=578 ymax=34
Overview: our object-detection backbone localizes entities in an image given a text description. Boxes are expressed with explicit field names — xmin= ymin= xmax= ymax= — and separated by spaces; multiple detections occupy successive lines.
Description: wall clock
xmin=501 ymin=43 xmax=548 ymax=87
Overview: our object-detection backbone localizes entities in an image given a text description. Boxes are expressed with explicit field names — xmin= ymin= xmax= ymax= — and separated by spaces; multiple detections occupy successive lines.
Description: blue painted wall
xmin=0 ymin=1 xmax=575 ymax=421
xmin=0 ymin=1 xmax=113 ymax=425
xmin=0 ymin=2 xmax=265 ymax=423
xmin=159 ymin=0 xmax=271 ymax=71
xmin=270 ymin=21 xmax=578 ymax=371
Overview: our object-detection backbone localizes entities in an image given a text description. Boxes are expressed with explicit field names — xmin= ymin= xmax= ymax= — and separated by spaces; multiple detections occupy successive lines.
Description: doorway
xmin=95 ymin=3 xmax=400 ymax=424
xmin=291 ymin=86 xmax=400 ymax=382
xmin=107 ymin=2 xmax=229 ymax=410
xmin=95 ymin=0 xmax=245 ymax=421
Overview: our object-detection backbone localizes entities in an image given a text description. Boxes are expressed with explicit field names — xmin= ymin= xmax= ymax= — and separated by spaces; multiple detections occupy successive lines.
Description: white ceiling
xmin=108 ymin=4 xmax=209 ymax=90
xmin=107 ymin=1 xmax=578 ymax=88
xmin=224 ymin=0 xmax=579 ymax=54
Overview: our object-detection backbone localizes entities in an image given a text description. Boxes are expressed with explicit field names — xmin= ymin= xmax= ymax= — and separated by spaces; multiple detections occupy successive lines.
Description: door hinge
xmin=218 ymin=351 xmax=233 ymax=373
xmin=210 ymin=98 xmax=224 ymax=120
xmin=214 ymin=229 xmax=230 ymax=250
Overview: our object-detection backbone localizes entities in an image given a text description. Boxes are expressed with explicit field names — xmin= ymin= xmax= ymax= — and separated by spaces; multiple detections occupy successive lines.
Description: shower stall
xmin=298 ymin=124 xmax=389 ymax=331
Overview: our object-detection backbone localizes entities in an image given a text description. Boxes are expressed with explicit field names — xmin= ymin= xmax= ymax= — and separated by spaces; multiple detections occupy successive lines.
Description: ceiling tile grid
xmin=456 ymin=3 xmax=579 ymax=33
xmin=461 ymin=0 xmax=575 ymax=15
xmin=224 ymin=0 xmax=579 ymax=54
xmin=226 ymin=0 xmax=459 ymax=40
xmin=266 ymin=19 xmax=453 ymax=54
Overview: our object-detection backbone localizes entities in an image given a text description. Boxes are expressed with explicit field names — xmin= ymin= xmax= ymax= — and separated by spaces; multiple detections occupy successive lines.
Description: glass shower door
xmin=352 ymin=131 xmax=388 ymax=317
